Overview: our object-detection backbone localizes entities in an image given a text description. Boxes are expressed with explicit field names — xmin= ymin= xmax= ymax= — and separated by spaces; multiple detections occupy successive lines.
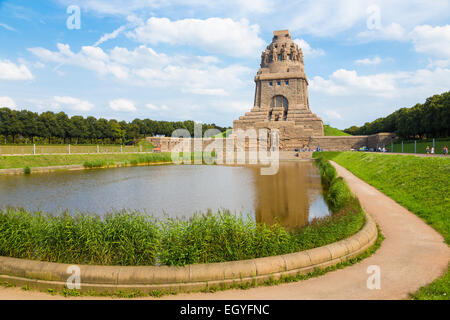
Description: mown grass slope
xmin=0 ymin=152 xmax=172 ymax=170
xmin=324 ymin=125 xmax=351 ymax=136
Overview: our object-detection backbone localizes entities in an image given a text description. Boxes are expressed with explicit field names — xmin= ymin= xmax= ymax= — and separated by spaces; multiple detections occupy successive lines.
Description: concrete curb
xmin=0 ymin=211 xmax=377 ymax=294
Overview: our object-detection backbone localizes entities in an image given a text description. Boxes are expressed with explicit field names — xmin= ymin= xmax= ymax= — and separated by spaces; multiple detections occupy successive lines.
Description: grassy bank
xmin=0 ymin=158 xmax=365 ymax=266
xmin=324 ymin=125 xmax=351 ymax=136
xmin=0 ymin=152 xmax=172 ymax=170
xmin=314 ymin=151 xmax=449 ymax=300
xmin=389 ymin=138 xmax=450 ymax=154
xmin=0 ymin=144 xmax=153 ymax=155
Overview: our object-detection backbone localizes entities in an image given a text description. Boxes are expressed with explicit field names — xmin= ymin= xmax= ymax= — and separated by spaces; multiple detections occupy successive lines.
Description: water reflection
xmin=0 ymin=162 xmax=329 ymax=229
xmin=253 ymin=161 xmax=329 ymax=230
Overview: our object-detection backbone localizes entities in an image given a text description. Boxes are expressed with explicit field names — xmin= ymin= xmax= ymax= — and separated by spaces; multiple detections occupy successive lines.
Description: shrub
xmin=23 ymin=166 xmax=31 ymax=174
xmin=83 ymin=160 xmax=107 ymax=168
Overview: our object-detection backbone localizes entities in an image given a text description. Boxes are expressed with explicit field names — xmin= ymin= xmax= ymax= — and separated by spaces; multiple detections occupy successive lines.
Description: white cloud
xmin=310 ymin=69 xmax=398 ymax=97
xmin=293 ymin=39 xmax=325 ymax=58
xmin=322 ymin=110 xmax=342 ymax=120
xmin=94 ymin=25 xmax=127 ymax=46
xmin=93 ymin=15 xmax=141 ymax=47
xmin=146 ymin=103 xmax=169 ymax=111
xmin=56 ymin=0 xmax=274 ymax=16
xmin=127 ymin=17 xmax=264 ymax=57
xmin=287 ymin=0 xmax=449 ymax=37
xmin=53 ymin=96 xmax=95 ymax=112
xmin=356 ymin=22 xmax=406 ymax=41
xmin=309 ymin=65 xmax=450 ymax=128
xmin=0 ymin=60 xmax=34 ymax=80
xmin=109 ymin=99 xmax=137 ymax=112
xmin=355 ymin=56 xmax=383 ymax=65
xmin=310 ymin=66 xmax=450 ymax=101
xmin=0 ymin=96 xmax=17 ymax=109
xmin=0 ymin=22 xmax=16 ymax=31
xmin=289 ymin=0 xmax=368 ymax=36
xmin=411 ymin=24 xmax=450 ymax=58
xmin=29 ymin=44 xmax=252 ymax=96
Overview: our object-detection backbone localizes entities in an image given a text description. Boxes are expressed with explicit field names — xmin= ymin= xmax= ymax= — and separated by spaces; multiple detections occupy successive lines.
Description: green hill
xmin=324 ymin=125 xmax=351 ymax=136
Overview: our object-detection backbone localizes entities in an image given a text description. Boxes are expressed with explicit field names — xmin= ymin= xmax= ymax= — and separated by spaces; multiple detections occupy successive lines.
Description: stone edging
xmin=0 ymin=211 xmax=377 ymax=294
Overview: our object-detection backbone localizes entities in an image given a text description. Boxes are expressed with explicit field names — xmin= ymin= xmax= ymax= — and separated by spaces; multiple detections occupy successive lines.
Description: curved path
xmin=0 ymin=161 xmax=448 ymax=300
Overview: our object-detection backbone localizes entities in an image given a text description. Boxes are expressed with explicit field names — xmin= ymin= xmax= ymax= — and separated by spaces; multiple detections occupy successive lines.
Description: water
xmin=0 ymin=162 xmax=330 ymax=229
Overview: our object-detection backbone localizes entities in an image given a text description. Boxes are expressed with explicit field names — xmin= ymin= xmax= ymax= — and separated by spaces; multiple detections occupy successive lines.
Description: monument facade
xmin=233 ymin=30 xmax=324 ymax=150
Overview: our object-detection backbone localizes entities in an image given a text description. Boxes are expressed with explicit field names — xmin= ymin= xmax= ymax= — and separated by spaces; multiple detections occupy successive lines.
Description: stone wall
xmin=309 ymin=136 xmax=369 ymax=151
xmin=147 ymin=132 xmax=396 ymax=153
xmin=309 ymin=133 xmax=396 ymax=151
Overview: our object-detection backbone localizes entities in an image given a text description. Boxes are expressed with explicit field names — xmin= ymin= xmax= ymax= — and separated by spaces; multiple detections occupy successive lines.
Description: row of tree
xmin=0 ymin=108 xmax=229 ymax=145
xmin=344 ymin=91 xmax=450 ymax=139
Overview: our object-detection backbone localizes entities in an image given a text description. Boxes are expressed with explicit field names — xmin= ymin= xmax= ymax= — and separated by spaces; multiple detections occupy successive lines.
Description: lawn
xmin=323 ymin=125 xmax=351 ymax=136
xmin=0 ymin=153 xmax=172 ymax=170
xmin=314 ymin=151 xmax=450 ymax=300
xmin=389 ymin=138 xmax=450 ymax=154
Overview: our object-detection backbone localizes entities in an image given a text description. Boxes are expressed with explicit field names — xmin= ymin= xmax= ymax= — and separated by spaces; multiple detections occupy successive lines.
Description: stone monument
xmin=147 ymin=30 xmax=395 ymax=153
xmin=233 ymin=30 xmax=324 ymax=150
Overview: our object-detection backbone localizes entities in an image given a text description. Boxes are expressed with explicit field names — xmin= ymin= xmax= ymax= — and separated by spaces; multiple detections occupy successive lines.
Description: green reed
xmin=0 ymin=204 xmax=364 ymax=267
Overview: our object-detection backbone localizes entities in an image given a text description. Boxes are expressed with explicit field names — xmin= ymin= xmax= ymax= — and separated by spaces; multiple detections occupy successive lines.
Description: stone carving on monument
xmin=233 ymin=29 xmax=324 ymax=150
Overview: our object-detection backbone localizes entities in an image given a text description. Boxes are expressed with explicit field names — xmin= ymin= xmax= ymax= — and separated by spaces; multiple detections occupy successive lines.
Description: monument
xmin=233 ymin=30 xmax=324 ymax=150
xmin=147 ymin=30 xmax=395 ymax=153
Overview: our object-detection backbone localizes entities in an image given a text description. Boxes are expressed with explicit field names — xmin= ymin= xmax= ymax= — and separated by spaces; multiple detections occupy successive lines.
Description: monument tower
xmin=233 ymin=30 xmax=324 ymax=149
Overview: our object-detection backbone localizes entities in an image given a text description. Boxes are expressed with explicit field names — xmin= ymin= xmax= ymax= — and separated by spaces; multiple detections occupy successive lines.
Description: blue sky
xmin=1 ymin=0 xmax=449 ymax=129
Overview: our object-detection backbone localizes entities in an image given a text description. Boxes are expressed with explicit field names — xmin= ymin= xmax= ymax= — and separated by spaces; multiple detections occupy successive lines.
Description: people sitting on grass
xmin=443 ymin=146 xmax=448 ymax=156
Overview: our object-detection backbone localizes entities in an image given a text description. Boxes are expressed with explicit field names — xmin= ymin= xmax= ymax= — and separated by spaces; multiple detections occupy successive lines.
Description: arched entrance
xmin=268 ymin=95 xmax=289 ymax=121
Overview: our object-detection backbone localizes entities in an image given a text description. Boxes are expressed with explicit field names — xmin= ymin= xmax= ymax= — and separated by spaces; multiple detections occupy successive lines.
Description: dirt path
xmin=0 ymin=161 xmax=448 ymax=300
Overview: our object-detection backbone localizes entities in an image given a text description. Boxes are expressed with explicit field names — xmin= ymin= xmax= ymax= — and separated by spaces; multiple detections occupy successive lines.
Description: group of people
xmin=426 ymin=145 xmax=448 ymax=156
xmin=294 ymin=146 xmax=323 ymax=152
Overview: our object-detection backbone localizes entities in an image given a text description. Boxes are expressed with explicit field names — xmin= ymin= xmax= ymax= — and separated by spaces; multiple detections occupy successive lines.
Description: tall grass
xmin=0 ymin=209 xmax=160 ymax=265
xmin=158 ymin=211 xmax=295 ymax=266
xmin=316 ymin=156 xmax=354 ymax=213
xmin=0 ymin=204 xmax=365 ymax=267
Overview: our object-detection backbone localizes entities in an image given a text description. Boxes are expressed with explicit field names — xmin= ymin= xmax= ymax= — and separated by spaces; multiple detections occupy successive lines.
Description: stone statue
xmin=272 ymin=46 xmax=278 ymax=61
xmin=281 ymin=46 xmax=287 ymax=61
xmin=291 ymin=49 xmax=298 ymax=61
xmin=264 ymin=49 xmax=270 ymax=64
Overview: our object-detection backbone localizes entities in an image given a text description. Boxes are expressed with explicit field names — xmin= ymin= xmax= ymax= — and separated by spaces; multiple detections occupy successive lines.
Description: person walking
xmin=426 ymin=146 xmax=430 ymax=155
xmin=431 ymin=146 xmax=435 ymax=155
